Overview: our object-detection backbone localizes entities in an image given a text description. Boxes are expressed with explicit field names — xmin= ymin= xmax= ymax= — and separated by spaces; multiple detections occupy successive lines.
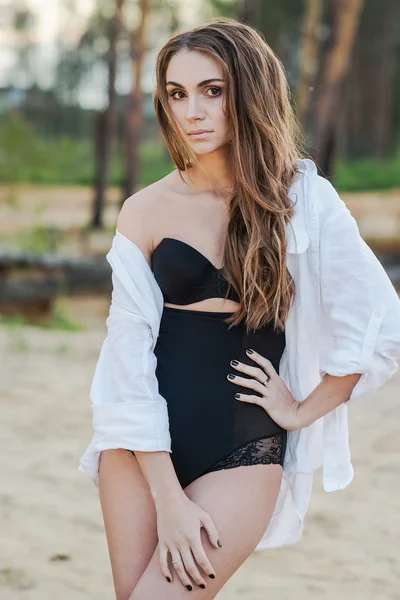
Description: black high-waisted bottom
xmin=131 ymin=306 xmax=287 ymax=489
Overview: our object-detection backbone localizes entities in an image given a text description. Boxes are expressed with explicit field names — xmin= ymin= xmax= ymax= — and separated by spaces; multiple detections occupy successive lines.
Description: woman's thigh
xmin=129 ymin=463 xmax=283 ymax=600
xmin=98 ymin=449 xmax=159 ymax=600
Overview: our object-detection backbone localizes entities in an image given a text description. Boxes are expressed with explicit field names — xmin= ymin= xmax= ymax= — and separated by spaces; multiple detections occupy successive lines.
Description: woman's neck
xmin=182 ymin=151 xmax=233 ymax=198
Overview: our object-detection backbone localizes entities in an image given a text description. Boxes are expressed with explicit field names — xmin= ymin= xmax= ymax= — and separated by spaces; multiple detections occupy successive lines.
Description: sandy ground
xmin=1 ymin=294 xmax=400 ymax=600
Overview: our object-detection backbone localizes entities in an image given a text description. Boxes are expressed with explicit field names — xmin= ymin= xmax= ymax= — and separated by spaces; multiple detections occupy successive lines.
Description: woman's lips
xmin=188 ymin=130 xmax=213 ymax=139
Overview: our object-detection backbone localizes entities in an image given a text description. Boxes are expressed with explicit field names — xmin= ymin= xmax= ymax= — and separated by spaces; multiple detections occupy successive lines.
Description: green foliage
xmin=335 ymin=154 xmax=400 ymax=192
xmin=0 ymin=113 xmax=93 ymax=184
xmin=207 ymin=0 xmax=239 ymax=18
xmin=0 ymin=111 xmax=173 ymax=186
xmin=1 ymin=316 xmax=29 ymax=352
xmin=0 ymin=113 xmax=47 ymax=182
xmin=11 ymin=225 xmax=59 ymax=254
xmin=0 ymin=301 xmax=83 ymax=333
xmin=2 ymin=315 xmax=26 ymax=328
xmin=48 ymin=303 xmax=83 ymax=331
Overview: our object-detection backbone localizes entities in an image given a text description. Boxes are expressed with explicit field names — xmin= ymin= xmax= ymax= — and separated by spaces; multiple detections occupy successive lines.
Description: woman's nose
xmin=185 ymin=96 xmax=205 ymax=121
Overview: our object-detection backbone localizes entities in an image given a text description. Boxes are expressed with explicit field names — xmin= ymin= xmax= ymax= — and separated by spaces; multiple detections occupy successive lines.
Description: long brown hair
xmin=153 ymin=17 xmax=307 ymax=333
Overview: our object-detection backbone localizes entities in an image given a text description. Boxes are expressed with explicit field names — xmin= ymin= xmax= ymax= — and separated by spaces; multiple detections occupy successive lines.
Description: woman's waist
xmin=158 ymin=304 xmax=242 ymax=337
xmin=160 ymin=304 xmax=238 ymax=319
xmin=155 ymin=306 xmax=286 ymax=371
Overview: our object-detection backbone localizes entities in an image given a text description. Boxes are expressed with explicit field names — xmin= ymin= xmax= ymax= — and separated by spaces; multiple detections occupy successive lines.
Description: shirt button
xmin=374 ymin=307 xmax=384 ymax=318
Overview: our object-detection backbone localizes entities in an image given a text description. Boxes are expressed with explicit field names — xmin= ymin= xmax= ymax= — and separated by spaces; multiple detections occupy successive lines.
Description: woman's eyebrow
xmin=166 ymin=78 xmax=224 ymax=88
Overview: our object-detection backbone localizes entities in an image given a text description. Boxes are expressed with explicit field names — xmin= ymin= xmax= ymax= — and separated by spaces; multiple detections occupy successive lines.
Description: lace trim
xmin=203 ymin=434 xmax=284 ymax=474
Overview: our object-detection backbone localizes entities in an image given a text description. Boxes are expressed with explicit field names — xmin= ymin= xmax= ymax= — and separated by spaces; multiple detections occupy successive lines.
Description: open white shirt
xmin=78 ymin=158 xmax=400 ymax=550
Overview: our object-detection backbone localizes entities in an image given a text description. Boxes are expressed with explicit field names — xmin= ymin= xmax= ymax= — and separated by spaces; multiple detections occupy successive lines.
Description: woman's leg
xmin=129 ymin=462 xmax=283 ymax=600
xmin=98 ymin=449 xmax=159 ymax=600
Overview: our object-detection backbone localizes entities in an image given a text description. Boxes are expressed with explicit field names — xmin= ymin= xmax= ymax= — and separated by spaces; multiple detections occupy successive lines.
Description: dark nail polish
xmin=209 ymin=574 xmax=215 ymax=579
xmin=200 ymin=584 xmax=206 ymax=589
xmin=246 ymin=348 xmax=254 ymax=354
xmin=166 ymin=576 xmax=171 ymax=582
xmin=228 ymin=374 xmax=235 ymax=379
xmin=231 ymin=359 xmax=239 ymax=365
xmin=217 ymin=539 xmax=223 ymax=547
xmin=235 ymin=393 xmax=240 ymax=398
xmin=186 ymin=584 xmax=193 ymax=590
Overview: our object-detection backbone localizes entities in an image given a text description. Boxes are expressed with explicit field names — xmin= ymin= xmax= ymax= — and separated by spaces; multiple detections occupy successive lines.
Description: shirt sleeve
xmin=88 ymin=248 xmax=172 ymax=455
xmin=317 ymin=176 xmax=400 ymax=405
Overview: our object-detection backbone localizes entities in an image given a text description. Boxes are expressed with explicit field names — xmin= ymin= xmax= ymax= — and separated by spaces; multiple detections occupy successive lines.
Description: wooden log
xmin=0 ymin=251 xmax=112 ymax=306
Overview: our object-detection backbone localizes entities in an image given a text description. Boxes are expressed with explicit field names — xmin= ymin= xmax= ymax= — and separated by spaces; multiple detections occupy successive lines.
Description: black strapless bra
xmin=151 ymin=237 xmax=240 ymax=305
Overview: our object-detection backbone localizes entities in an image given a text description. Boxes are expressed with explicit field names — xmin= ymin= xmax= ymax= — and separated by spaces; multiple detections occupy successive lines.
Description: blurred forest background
xmin=1 ymin=0 xmax=400 ymax=322
xmin=1 ymin=2 xmax=400 ymax=599
xmin=1 ymin=0 xmax=400 ymax=196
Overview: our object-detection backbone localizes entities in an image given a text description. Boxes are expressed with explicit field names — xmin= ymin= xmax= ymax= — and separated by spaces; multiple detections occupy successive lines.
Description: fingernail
xmin=235 ymin=393 xmax=240 ymax=398
xmin=186 ymin=584 xmax=193 ymax=590
xmin=209 ymin=573 xmax=215 ymax=579
xmin=246 ymin=348 xmax=254 ymax=354
xmin=230 ymin=359 xmax=239 ymax=365
xmin=228 ymin=374 xmax=235 ymax=379
xmin=200 ymin=584 xmax=206 ymax=588
xmin=166 ymin=576 xmax=171 ymax=582
xmin=217 ymin=539 xmax=223 ymax=547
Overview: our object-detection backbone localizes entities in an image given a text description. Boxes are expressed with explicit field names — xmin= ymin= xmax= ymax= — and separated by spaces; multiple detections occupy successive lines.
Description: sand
xmin=1 ymin=296 xmax=400 ymax=600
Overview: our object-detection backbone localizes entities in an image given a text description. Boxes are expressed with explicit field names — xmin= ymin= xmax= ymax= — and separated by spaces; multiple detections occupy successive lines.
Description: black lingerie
xmin=130 ymin=237 xmax=287 ymax=487
xmin=151 ymin=237 xmax=240 ymax=305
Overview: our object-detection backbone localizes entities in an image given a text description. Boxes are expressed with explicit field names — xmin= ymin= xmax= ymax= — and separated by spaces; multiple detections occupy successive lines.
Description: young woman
xmin=78 ymin=18 xmax=400 ymax=600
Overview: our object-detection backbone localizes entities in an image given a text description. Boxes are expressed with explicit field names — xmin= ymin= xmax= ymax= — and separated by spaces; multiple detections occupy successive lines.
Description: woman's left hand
xmin=227 ymin=348 xmax=301 ymax=431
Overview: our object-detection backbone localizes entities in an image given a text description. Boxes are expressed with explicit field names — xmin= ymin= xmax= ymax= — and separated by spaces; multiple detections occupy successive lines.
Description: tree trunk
xmin=238 ymin=0 xmax=261 ymax=27
xmin=312 ymin=0 xmax=365 ymax=177
xmin=92 ymin=0 xmax=125 ymax=228
xmin=373 ymin=0 xmax=398 ymax=157
xmin=296 ymin=0 xmax=323 ymax=132
xmin=342 ymin=0 xmax=399 ymax=159
xmin=122 ymin=0 xmax=150 ymax=204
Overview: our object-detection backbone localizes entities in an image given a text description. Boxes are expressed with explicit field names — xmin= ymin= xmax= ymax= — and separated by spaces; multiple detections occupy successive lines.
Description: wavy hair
xmin=153 ymin=17 xmax=307 ymax=333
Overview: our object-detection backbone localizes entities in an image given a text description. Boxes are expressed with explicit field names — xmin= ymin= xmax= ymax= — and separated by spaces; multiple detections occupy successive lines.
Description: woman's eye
xmin=206 ymin=86 xmax=222 ymax=97
xmin=170 ymin=90 xmax=185 ymax=99
xmin=169 ymin=87 xmax=222 ymax=100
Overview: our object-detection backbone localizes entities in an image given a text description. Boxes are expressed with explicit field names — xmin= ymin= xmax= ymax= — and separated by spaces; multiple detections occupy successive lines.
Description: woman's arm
xmin=114 ymin=190 xmax=183 ymax=499
xmin=133 ymin=451 xmax=184 ymax=504
xmin=294 ymin=176 xmax=400 ymax=425
xmin=227 ymin=350 xmax=362 ymax=431
xmin=294 ymin=373 xmax=362 ymax=429
xmin=316 ymin=175 xmax=400 ymax=406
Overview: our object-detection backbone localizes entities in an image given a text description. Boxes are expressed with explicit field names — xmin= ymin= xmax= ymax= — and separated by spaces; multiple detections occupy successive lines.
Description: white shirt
xmin=78 ymin=158 xmax=400 ymax=551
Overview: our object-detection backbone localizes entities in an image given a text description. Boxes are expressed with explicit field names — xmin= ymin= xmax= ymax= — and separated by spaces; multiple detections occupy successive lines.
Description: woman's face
xmin=165 ymin=50 xmax=230 ymax=155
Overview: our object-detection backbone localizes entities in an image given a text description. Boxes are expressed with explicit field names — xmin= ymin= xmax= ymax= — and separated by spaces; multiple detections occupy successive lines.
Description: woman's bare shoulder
xmin=116 ymin=171 xmax=177 ymax=264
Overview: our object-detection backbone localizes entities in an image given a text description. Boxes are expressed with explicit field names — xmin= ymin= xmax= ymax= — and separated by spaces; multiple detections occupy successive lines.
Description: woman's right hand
xmin=156 ymin=494 xmax=222 ymax=590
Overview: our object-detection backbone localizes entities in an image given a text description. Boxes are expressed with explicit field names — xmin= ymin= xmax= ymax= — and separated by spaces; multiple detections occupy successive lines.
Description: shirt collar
xmin=286 ymin=165 xmax=310 ymax=254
